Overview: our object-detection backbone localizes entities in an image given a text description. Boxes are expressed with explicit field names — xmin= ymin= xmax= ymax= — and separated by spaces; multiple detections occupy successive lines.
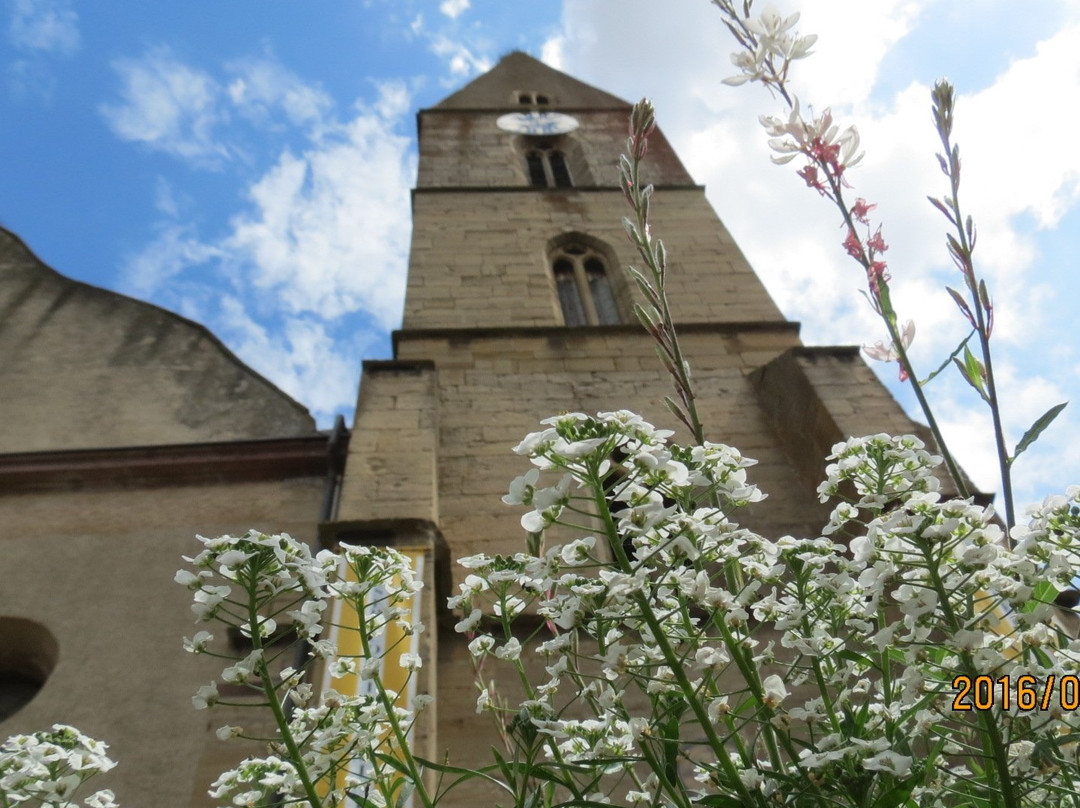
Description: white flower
xmin=468 ymin=635 xmax=496 ymax=657
xmin=863 ymin=749 xmax=913 ymax=777
xmin=190 ymin=584 xmax=231 ymax=621
xmin=182 ymin=630 xmax=213 ymax=653
xmin=864 ymin=319 xmax=915 ymax=364
xmin=399 ymin=653 xmax=423 ymax=671
xmin=495 ymin=638 xmax=522 ymax=660
xmin=503 ymin=468 xmax=540 ymax=505
xmin=85 ymin=791 xmax=119 ymax=808
xmin=559 ymin=537 xmax=597 ymax=566
xmin=455 ymin=608 xmax=483 ymax=633
xmin=475 ymin=687 xmax=493 ymax=713
xmin=329 ymin=657 xmax=357 ymax=678
xmin=494 ymin=595 xmax=526 ymax=618
xmin=192 ymin=682 xmax=218 ymax=709
xmin=722 ymin=8 xmax=816 ymax=86
xmin=707 ymin=697 xmax=730 ymax=723
xmin=221 ymin=649 xmax=263 ymax=685
xmin=762 ymin=674 xmax=788 ymax=708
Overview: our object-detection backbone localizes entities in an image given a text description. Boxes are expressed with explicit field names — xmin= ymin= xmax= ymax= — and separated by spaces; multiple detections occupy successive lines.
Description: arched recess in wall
xmin=0 ymin=617 xmax=58 ymax=724
xmin=514 ymin=135 xmax=594 ymax=188
xmin=546 ymin=233 xmax=629 ymax=327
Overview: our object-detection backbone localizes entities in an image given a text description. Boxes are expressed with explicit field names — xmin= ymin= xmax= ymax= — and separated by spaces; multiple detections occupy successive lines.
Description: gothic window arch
xmin=550 ymin=240 xmax=623 ymax=326
xmin=526 ymin=142 xmax=572 ymax=188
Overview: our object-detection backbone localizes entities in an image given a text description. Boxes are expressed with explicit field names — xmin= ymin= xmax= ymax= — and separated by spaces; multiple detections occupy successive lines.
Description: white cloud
xmin=223 ymin=83 xmax=414 ymax=328
xmin=100 ymin=47 xmax=230 ymax=165
xmin=8 ymin=0 xmax=79 ymax=55
xmin=226 ymin=54 xmax=334 ymax=130
xmin=783 ymin=0 xmax=929 ymax=105
xmin=122 ymin=222 xmax=223 ymax=297
xmin=540 ymin=34 xmax=565 ymax=70
xmin=214 ymin=297 xmax=363 ymax=419
xmin=438 ymin=0 xmax=469 ymax=20
xmin=121 ymin=63 xmax=415 ymax=422
xmin=430 ymin=34 xmax=492 ymax=78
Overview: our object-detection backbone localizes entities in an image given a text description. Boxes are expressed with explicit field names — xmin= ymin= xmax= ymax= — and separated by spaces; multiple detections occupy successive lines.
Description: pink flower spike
xmin=867 ymin=261 xmax=890 ymax=295
xmin=852 ymin=198 xmax=876 ymax=224
xmin=843 ymin=228 xmax=862 ymax=259
xmin=867 ymin=228 xmax=888 ymax=253
xmin=798 ymin=164 xmax=824 ymax=192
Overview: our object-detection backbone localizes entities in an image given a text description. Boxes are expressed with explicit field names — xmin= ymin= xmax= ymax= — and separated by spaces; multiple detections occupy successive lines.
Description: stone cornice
xmin=0 ymin=434 xmax=342 ymax=492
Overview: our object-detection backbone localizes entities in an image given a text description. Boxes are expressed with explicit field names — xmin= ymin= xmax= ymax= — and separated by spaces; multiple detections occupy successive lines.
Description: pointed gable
xmin=435 ymin=51 xmax=630 ymax=111
xmin=0 ymin=227 xmax=317 ymax=452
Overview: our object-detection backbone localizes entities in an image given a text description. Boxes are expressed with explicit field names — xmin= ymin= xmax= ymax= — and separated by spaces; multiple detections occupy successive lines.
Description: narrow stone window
xmin=553 ymin=259 xmax=587 ymax=326
xmin=526 ymin=143 xmax=572 ymax=188
xmin=586 ymin=257 xmax=620 ymax=324
xmin=526 ymin=151 xmax=548 ymax=187
xmin=551 ymin=244 xmax=622 ymax=326
xmin=548 ymin=150 xmax=572 ymax=188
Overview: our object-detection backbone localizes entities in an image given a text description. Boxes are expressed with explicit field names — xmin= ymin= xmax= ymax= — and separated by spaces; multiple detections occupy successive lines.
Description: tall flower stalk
xmin=710 ymin=0 xmax=1066 ymax=530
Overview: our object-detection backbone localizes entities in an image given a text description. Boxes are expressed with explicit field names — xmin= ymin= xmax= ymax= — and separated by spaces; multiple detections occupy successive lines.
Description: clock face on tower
xmin=496 ymin=111 xmax=579 ymax=136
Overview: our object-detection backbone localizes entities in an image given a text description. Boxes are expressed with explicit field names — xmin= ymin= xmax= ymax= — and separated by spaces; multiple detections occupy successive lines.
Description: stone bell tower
xmin=327 ymin=51 xmax=927 ymax=796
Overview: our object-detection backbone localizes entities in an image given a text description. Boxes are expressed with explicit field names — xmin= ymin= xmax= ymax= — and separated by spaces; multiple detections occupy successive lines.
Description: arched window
xmin=526 ymin=143 xmax=573 ymax=188
xmin=551 ymin=243 xmax=622 ymax=326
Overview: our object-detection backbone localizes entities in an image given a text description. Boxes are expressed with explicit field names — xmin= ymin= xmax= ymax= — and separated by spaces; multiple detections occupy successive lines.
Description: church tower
xmin=328 ymin=51 xmax=927 ymax=792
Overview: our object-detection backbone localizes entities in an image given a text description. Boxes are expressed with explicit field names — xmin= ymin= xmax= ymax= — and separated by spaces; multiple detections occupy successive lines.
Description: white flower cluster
xmin=174 ymin=530 xmax=427 ymax=807
xmin=758 ymin=100 xmax=863 ymax=171
xmin=718 ymin=5 xmax=817 ymax=88
xmin=0 ymin=725 xmax=117 ymax=808
xmin=451 ymin=413 xmax=1080 ymax=806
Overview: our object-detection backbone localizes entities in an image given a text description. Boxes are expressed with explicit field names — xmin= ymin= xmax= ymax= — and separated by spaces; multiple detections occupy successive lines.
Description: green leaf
xmin=693 ymin=797 xmax=746 ymax=808
xmin=415 ymin=756 xmax=516 ymax=796
xmin=952 ymin=347 xmax=988 ymax=402
xmin=343 ymin=791 xmax=383 ymax=808
xmin=1012 ymin=401 xmax=1068 ymax=465
xmin=920 ymin=328 xmax=974 ymax=386
xmin=873 ymin=782 xmax=918 ymax=808
xmin=662 ymin=395 xmax=691 ymax=431
xmin=1023 ymin=579 xmax=1062 ymax=613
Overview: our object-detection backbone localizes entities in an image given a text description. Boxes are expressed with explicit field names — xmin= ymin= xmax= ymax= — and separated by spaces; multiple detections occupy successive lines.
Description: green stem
xmin=589 ymin=466 xmax=763 ymax=806
xmin=244 ymin=564 xmax=325 ymax=808
xmin=353 ymin=584 xmax=436 ymax=808
xmin=826 ymin=171 xmax=971 ymax=500
xmin=933 ymin=108 xmax=1014 ymax=530
xmin=922 ymin=543 xmax=1018 ymax=808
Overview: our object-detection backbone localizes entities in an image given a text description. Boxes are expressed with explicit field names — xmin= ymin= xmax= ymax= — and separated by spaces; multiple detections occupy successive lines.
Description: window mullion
xmin=543 ymin=153 xmax=556 ymax=189
xmin=574 ymin=258 xmax=599 ymax=325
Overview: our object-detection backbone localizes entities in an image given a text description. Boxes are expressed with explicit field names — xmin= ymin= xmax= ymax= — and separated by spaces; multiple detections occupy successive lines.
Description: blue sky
xmin=3 ymin=0 xmax=1079 ymax=512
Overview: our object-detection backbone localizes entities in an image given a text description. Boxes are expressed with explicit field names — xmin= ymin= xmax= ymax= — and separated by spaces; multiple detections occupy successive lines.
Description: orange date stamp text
xmin=952 ymin=674 xmax=1080 ymax=712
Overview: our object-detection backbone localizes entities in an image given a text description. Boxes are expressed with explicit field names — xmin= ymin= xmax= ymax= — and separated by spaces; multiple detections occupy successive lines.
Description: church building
xmin=0 ymin=52 xmax=932 ymax=805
